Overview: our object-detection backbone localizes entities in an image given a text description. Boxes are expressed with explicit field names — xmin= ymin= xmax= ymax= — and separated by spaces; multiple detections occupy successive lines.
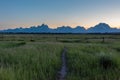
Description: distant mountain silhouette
xmin=0 ymin=23 xmax=120 ymax=33
xmin=54 ymin=26 xmax=73 ymax=33
xmin=87 ymin=23 xmax=120 ymax=33
xmin=73 ymin=26 xmax=86 ymax=33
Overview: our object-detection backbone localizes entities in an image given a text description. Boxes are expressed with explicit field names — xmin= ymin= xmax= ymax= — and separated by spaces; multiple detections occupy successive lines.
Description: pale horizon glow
xmin=0 ymin=0 xmax=120 ymax=30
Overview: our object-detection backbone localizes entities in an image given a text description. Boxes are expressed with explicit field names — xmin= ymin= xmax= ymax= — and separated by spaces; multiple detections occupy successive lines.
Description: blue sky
xmin=0 ymin=0 xmax=120 ymax=29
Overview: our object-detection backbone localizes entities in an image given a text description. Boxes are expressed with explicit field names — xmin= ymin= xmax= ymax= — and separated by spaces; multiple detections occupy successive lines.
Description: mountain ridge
xmin=0 ymin=23 xmax=120 ymax=33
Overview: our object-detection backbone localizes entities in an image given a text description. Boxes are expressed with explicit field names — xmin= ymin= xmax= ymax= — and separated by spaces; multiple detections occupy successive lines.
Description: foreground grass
xmin=0 ymin=34 xmax=120 ymax=80
xmin=66 ymin=43 xmax=120 ymax=80
xmin=0 ymin=42 xmax=63 ymax=80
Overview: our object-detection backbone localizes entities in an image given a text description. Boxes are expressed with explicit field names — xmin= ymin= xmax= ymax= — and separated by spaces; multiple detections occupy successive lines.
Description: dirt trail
xmin=57 ymin=48 xmax=67 ymax=80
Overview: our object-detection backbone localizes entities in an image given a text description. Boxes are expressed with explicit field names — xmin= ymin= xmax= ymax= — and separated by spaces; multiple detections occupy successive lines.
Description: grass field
xmin=66 ymin=43 xmax=120 ymax=80
xmin=0 ymin=34 xmax=120 ymax=80
xmin=0 ymin=41 xmax=63 ymax=80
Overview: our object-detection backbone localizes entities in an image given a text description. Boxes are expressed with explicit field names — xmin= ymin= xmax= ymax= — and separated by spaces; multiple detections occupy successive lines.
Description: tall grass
xmin=0 ymin=34 xmax=120 ymax=80
xmin=0 ymin=41 xmax=26 ymax=48
xmin=66 ymin=43 xmax=120 ymax=80
xmin=0 ymin=42 xmax=63 ymax=80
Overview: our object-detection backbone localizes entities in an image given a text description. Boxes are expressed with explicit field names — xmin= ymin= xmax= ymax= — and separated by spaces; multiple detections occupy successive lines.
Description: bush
xmin=99 ymin=55 xmax=117 ymax=69
xmin=30 ymin=39 xmax=35 ymax=42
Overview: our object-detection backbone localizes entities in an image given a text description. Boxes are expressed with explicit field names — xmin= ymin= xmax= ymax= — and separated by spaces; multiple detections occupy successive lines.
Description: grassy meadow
xmin=0 ymin=34 xmax=120 ymax=80
xmin=0 ymin=41 xmax=63 ymax=80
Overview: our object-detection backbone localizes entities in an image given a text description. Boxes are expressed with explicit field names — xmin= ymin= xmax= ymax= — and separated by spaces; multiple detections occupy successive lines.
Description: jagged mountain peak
xmin=75 ymin=26 xmax=85 ymax=29
xmin=87 ymin=23 xmax=118 ymax=33
xmin=57 ymin=26 xmax=71 ymax=28
xmin=94 ymin=23 xmax=111 ymax=29
xmin=37 ymin=24 xmax=49 ymax=28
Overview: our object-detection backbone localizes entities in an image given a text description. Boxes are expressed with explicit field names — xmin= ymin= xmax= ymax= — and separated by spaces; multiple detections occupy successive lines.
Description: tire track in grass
xmin=57 ymin=47 xmax=67 ymax=80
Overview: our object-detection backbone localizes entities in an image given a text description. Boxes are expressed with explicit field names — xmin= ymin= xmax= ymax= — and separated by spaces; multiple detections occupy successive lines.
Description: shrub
xmin=30 ymin=39 xmax=35 ymax=42
xmin=99 ymin=54 xmax=117 ymax=69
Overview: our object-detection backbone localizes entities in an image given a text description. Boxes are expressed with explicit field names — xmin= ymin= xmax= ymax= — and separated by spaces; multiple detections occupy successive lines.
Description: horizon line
xmin=0 ymin=22 xmax=120 ymax=30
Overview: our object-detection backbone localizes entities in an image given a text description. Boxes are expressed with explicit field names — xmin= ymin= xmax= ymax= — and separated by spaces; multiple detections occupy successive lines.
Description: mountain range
xmin=0 ymin=23 xmax=120 ymax=33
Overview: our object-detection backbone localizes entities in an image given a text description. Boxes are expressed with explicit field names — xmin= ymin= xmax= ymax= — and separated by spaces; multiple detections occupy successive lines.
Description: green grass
xmin=0 ymin=42 xmax=63 ymax=80
xmin=66 ymin=43 xmax=120 ymax=80
xmin=0 ymin=41 xmax=26 ymax=48
xmin=0 ymin=34 xmax=120 ymax=80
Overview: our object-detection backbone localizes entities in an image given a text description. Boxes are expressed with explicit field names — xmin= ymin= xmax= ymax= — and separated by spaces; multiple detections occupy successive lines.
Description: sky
xmin=0 ymin=0 xmax=120 ymax=30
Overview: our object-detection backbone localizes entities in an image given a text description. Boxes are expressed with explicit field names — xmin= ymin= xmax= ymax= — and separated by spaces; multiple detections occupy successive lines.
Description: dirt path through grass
xmin=57 ymin=47 xmax=67 ymax=80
